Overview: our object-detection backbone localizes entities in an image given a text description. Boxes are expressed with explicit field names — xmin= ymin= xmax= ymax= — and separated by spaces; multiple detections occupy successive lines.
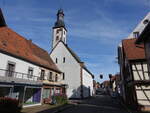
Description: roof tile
xmin=122 ymin=38 xmax=145 ymax=60
xmin=0 ymin=27 xmax=61 ymax=73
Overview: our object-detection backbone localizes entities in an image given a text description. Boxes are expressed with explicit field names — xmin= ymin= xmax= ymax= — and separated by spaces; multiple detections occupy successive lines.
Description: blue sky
xmin=0 ymin=0 xmax=150 ymax=83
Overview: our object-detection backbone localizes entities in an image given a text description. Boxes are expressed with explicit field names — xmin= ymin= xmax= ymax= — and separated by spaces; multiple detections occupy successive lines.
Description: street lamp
xmin=100 ymin=74 xmax=103 ymax=79
xmin=109 ymin=74 xmax=112 ymax=79
xmin=109 ymin=74 xmax=112 ymax=89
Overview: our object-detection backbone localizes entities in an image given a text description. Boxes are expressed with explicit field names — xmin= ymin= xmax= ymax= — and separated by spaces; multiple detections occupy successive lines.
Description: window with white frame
xmin=7 ymin=61 xmax=15 ymax=77
xmin=49 ymin=72 xmax=53 ymax=81
xmin=28 ymin=67 xmax=33 ymax=78
xmin=55 ymin=74 xmax=58 ymax=82
xmin=132 ymin=62 xmax=149 ymax=81
xmin=62 ymin=73 xmax=65 ymax=80
xmin=40 ymin=70 xmax=45 ymax=80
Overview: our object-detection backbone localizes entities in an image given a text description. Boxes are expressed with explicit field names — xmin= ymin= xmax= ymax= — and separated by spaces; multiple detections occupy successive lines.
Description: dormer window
xmin=133 ymin=32 xmax=139 ymax=38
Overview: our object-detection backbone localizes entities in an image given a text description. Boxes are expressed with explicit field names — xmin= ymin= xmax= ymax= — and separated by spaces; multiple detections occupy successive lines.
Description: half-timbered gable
xmin=131 ymin=61 xmax=149 ymax=81
xmin=121 ymin=38 xmax=150 ymax=111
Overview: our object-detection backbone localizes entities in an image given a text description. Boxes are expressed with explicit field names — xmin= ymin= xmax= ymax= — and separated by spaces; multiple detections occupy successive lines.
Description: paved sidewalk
xmin=21 ymin=104 xmax=73 ymax=113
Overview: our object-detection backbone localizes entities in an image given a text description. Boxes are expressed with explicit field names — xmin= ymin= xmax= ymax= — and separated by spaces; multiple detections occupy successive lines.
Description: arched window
xmin=56 ymin=36 xmax=59 ymax=41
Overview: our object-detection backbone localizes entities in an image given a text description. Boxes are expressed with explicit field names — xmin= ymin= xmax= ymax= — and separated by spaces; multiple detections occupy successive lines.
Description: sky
xmin=0 ymin=0 xmax=150 ymax=83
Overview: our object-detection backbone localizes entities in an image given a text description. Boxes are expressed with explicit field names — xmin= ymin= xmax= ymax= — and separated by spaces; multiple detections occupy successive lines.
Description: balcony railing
xmin=0 ymin=69 xmax=42 ymax=84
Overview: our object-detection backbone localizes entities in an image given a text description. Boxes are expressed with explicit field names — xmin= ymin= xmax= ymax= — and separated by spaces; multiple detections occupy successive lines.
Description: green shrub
xmin=0 ymin=97 xmax=22 ymax=113
xmin=54 ymin=94 xmax=68 ymax=104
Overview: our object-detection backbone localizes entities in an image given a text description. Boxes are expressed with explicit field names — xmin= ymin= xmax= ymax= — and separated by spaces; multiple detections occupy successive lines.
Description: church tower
xmin=52 ymin=9 xmax=67 ymax=48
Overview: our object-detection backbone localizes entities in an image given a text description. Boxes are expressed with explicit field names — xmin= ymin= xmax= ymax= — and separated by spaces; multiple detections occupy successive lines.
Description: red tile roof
xmin=0 ymin=27 xmax=61 ymax=73
xmin=102 ymin=80 xmax=110 ymax=87
xmin=122 ymin=38 xmax=145 ymax=60
xmin=111 ymin=75 xmax=116 ymax=81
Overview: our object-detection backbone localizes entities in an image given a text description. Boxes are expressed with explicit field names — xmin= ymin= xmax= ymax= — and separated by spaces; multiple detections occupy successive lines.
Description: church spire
xmin=0 ymin=8 xmax=7 ymax=27
xmin=52 ymin=9 xmax=67 ymax=48
xmin=54 ymin=9 xmax=65 ymax=28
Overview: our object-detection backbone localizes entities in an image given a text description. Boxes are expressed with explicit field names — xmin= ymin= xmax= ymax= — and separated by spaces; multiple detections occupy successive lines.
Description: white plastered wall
xmin=50 ymin=42 xmax=81 ymax=98
xmin=82 ymin=68 xmax=94 ymax=97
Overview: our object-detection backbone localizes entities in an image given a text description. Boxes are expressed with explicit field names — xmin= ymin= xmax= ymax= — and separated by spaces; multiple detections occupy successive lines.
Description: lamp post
xmin=100 ymin=74 xmax=103 ymax=79
xmin=109 ymin=74 xmax=112 ymax=88
xmin=109 ymin=74 xmax=112 ymax=95
xmin=99 ymin=74 xmax=103 ymax=88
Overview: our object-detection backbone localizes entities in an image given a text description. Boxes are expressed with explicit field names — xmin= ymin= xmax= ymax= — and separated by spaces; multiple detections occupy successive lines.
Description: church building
xmin=50 ymin=9 xmax=94 ymax=98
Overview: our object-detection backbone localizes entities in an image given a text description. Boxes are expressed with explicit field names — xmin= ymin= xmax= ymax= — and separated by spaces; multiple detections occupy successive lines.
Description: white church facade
xmin=50 ymin=9 xmax=94 ymax=98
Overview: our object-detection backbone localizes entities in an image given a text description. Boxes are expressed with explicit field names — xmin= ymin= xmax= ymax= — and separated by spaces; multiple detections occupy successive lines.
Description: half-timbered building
xmin=118 ymin=38 xmax=150 ymax=111
xmin=136 ymin=21 xmax=150 ymax=71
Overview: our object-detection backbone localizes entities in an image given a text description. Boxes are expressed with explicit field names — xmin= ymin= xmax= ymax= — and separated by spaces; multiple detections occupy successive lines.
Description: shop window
xmin=55 ymin=88 xmax=60 ymax=94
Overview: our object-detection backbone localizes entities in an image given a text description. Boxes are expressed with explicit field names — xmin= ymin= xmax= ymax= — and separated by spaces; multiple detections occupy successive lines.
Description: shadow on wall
xmin=70 ymin=85 xmax=91 ymax=99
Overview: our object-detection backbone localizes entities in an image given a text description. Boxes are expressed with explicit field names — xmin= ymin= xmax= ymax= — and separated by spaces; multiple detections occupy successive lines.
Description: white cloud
xmin=65 ymin=8 xmax=129 ymax=44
